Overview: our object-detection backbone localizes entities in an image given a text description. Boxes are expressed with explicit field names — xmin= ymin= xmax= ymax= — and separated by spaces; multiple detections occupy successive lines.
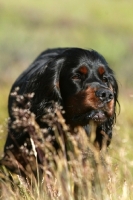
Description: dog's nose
xmin=95 ymin=89 xmax=114 ymax=102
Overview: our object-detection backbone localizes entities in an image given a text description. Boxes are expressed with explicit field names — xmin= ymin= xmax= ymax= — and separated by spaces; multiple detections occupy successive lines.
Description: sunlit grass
xmin=0 ymin=96 xmax=133 ymax=199
xmin=0 ymin=0 xmax=133 ymax=198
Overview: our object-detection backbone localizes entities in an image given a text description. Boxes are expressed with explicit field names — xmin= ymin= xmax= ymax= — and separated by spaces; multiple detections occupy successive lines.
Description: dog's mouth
xmin=72 ymin=110 xmax=107 ymax=124
xmin=85 ymin=110 xmax=106 ymax=123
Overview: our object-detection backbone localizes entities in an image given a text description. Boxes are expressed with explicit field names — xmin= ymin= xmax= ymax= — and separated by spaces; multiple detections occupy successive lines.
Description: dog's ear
xmin=9 ymin=56 xmax=65 ymax=118
xmin=109 ymin=73 xmax=119 ymax=123
xmin=111 ymin=76 xmax=119 ymax=104
xmin=28 ymin=57 xmax=65 ymax=116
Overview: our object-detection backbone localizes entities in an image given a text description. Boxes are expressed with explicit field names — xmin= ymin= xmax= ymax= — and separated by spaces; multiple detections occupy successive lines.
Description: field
xmin=0 ymin=0 xmax=133 ymax=199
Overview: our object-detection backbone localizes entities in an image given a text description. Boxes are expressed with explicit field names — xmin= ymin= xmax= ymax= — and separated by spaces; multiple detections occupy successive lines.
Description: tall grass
xmin=0 ymin=92 xmax=133 ymax=200
xmin=0 ymin=0 xmax=133 ymax=199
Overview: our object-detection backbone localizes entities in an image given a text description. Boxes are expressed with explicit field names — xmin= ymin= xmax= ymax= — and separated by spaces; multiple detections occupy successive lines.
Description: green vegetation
xmin=0 ymin=0 xmax=133 ymax=199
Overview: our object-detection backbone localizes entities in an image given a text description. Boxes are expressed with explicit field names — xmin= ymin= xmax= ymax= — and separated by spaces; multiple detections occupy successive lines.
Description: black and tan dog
xmin=2 ymin=48 xmax=119 ymax=177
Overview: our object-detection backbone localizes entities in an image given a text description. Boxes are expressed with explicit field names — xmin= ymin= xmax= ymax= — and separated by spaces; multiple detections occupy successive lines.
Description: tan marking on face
xmin=56 ymin=82 xmax=59 ymax=89
xmin=107 ymin=98 xmax=114 ymax=116
xmin=64 ymin=85 xmax=115 ymax=123
xmin=106 ymin=84 xmax=115 ymax=116
xmin=109 ymin=84 xmax=113 ymax=91
xmin=79 ymin=66 xmax=88 ymax=75
xmin=64 ymin=87 xmax=98 ymax=119
xmin=98 ymin=66 xmax=105 ymax=75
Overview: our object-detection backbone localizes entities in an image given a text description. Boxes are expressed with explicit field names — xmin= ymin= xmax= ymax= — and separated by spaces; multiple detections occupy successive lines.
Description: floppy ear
xmin=109 ymin=73 xmax=119 ymax=121
xmin=9 ymin=57 xmax=64 ymax=119
xmin=27 ymin=58 xmax=65 ymax=117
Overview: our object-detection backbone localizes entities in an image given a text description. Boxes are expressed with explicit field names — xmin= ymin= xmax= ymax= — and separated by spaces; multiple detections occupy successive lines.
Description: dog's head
xmin=8 ymin=48 xmax=119 ymax=149
xmin=10 ymin=48 xmax=118 ymax=127
xmin=57 ymin=48 xmax=118 ymax=127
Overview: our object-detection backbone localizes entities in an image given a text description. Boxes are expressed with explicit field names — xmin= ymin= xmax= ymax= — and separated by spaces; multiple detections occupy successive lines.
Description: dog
xmin=4 ymin=47 xmax=119 ymax=156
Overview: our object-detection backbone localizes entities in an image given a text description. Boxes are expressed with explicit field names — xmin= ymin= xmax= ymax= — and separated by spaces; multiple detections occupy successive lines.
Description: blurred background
xmin=0 ymin=0 xmax=133 ymax=162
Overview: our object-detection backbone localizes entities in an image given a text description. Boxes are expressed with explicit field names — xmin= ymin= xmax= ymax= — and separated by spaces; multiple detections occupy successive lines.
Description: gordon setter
xmin=4 ymin=48 xmax=119 ymax=153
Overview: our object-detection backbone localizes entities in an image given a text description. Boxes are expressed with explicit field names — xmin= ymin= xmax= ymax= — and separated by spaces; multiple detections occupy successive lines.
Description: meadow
xmin=0 ymin=0 xmax=133 ymax=199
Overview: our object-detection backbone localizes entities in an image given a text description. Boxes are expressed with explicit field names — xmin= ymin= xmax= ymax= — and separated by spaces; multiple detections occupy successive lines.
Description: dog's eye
xmin=102 ymin=76 xmax=108 ymax=83
xmin=71 ymin=74 xmax=81 ymax=80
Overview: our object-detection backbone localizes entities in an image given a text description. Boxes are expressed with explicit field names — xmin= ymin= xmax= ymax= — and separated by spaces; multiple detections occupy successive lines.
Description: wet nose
xmin=95 ymin=89 xmax=114 ymax=103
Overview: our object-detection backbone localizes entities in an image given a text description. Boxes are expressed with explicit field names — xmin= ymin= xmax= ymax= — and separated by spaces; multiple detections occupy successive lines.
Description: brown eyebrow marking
xmin=79 ymin=66 xmax=88 ymax=75
xmin=98 ymin=66 xmax=105 ymax=75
